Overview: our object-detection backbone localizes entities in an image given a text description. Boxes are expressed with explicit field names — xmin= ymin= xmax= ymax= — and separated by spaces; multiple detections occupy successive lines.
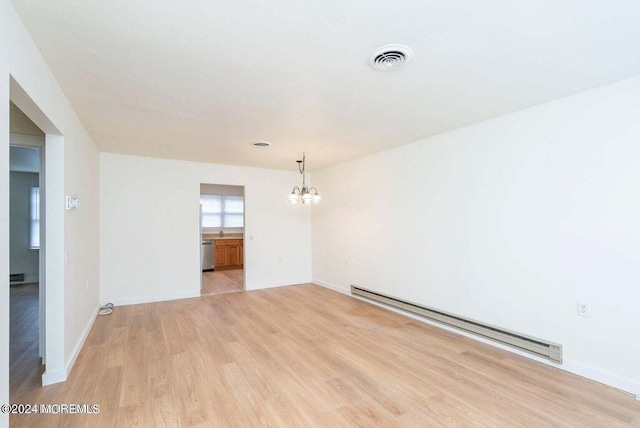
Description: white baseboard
xmin=312 ymin=279 xmax=639 ymax=399
xmin=65 ymin=303 xmax=101 ymax=380
xmin=246 ymin=277 xmax=312 ymax=291
xmin=41 ymin=368 xmax=67 ymax=386
xmin=106 ymin=280 xmax=313 ymax=307
xmin=561 ymin=361 xmax=640 ymax=399
xmin=312 ymin=278 xmax=350 ymax=295
xmin=106 ymin=290 xmax=201 ymax=307
xmin=42 ymin=303 xmax=101 ymax=386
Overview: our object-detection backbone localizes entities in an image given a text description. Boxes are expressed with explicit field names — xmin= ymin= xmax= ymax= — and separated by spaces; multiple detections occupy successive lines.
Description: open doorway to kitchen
xmin=200 ymin=184 xmax=245 ymax=295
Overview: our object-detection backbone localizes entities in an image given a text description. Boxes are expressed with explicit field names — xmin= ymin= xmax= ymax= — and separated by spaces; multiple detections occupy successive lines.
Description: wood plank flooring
xmin=201 ymin=269 xmax=244 ymax=295
xmin=10 ymin=283 xmax=43 ymax=395
xmin=10 ymin=284 xmax=640 ymax=427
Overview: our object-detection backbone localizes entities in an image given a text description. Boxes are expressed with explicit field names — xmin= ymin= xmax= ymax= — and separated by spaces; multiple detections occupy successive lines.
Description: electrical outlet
xmin=578 ymin=301 xmax=591 ymax=317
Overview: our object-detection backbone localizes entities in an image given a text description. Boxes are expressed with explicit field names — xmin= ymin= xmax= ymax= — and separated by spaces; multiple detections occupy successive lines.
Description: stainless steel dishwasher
xmin=201 ymin=240 xmax=214 ymax=271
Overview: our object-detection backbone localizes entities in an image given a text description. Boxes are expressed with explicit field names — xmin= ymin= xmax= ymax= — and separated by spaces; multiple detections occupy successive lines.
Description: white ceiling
xmin=11 ymin=0 xmax=640 ymax=171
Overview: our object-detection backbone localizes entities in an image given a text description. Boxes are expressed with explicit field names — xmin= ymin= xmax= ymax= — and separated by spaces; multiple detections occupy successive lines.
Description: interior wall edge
xmin=0 ymin=68 xmax=12 ymax=428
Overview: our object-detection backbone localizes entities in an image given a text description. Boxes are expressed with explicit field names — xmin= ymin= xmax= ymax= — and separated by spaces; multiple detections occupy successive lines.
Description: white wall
xmin=0 ymin=43 xmax=9 ymax=428
xmin=0 ymin=0 xmax=100 ymax=418
xmin=312 ymin=76 xmax=640 ymax=396
xmin=10 ymin=101 xmax=44 ymax=136
xmin=100 ymin=153 xmax=311 ymax=305
xmin=9 ymin=171 xmax=40 ymax=283
xmin=200 ymin=183 xmax=244 ymax=196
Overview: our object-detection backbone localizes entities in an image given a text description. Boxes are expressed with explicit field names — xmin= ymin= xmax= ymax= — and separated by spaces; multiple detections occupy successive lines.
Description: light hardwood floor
xmin=201 ymin=269 xmax=244 ymax=295
xmin=10 ymin=283 xmax=43 ymax=395
xmin=11 ymin=284 xmax=640 ymax=427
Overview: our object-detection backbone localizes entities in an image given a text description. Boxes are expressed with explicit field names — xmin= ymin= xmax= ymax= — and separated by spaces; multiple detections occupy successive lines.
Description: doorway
xmin=9 ymin=103 xmax=45 ymax=395
xmin=9 ymin=76 xmax=66 ymax=389
xmin=200 ymin=184 xmax=245 ymax=295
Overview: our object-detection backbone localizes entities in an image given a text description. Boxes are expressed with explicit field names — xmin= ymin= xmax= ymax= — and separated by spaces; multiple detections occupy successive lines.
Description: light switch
xmin=66 ymin=195 xmax=79 ymax=210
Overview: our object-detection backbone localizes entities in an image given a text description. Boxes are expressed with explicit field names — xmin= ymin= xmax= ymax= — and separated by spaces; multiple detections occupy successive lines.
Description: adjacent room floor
xmin=201 ymin=269 xmax=243 ymax=295
xmin=9 ymin=283 xmax=43 ymax=396
xmin=10 ymin=284 xmax=640 ymax=427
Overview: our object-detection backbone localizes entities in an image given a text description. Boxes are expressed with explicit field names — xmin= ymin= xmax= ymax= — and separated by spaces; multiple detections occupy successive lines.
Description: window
xmin=200 ymin=195 xmax=244 ymax=228
xmin=30 ymin=186 xmax=40 ymax=249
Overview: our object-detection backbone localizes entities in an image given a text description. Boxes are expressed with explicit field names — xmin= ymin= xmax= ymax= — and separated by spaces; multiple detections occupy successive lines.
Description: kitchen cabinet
xmin=215 ymin=239 xmax=243 ymax=270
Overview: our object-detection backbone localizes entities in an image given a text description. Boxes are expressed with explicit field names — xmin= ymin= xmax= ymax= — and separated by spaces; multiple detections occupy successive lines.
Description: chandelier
xmin=288 ymin=153 xmax=321 ymax=204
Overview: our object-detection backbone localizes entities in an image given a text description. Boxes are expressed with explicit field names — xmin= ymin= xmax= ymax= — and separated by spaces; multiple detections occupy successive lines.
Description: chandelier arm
xmin=289 ymin=153 xmax=320 ymax=204
xmin=301 ymin=153 xmax=307 ymax=187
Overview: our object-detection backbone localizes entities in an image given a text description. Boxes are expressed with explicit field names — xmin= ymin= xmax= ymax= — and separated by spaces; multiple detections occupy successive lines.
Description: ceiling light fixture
xmin=288 ymin=153 xmax=321 ymax=204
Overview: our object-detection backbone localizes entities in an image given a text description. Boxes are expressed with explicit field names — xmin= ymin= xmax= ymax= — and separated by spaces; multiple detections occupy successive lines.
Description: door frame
xmin=198 ymin=184 xmax=246 ymax=294
xmin=9 ymin=76 xmax=66 ymax=386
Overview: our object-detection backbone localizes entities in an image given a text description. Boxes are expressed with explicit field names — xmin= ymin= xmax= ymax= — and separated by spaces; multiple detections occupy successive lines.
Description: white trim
xmin=108 ymin=290 xmax=201 ymax=307
xmin=561 ymin=361 xmax=640 ymax=399
xmin=312 ymin=278 xmax=350 ymax=295
xmin=246 ymin=278 xmax=312 ymax=291
xmin=43 ymin=134 xmax=65 ymax=383
xmin=42 ymin=303 xmax=101 ymax=386
xmin=38 ymin=144 xmax=45 ymax=362
xmin=64 ymin=303 xmax=101 ymax=383
xmin=41 ymin=368 xmax=66 ymax=386
xmin=312 ymin=279 xmax=639 ymax=399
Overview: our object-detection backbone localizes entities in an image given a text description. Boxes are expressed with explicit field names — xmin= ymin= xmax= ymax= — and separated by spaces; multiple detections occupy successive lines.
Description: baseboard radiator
xmin=351 ymin=285 xmax=562 ymax=363
xmin=10 ymin=273 xmax=25 ymax=282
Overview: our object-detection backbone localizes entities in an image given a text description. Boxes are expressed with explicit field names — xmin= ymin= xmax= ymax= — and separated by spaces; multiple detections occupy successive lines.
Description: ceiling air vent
xmin=368 ymin=44 xmax=413 ymax=71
